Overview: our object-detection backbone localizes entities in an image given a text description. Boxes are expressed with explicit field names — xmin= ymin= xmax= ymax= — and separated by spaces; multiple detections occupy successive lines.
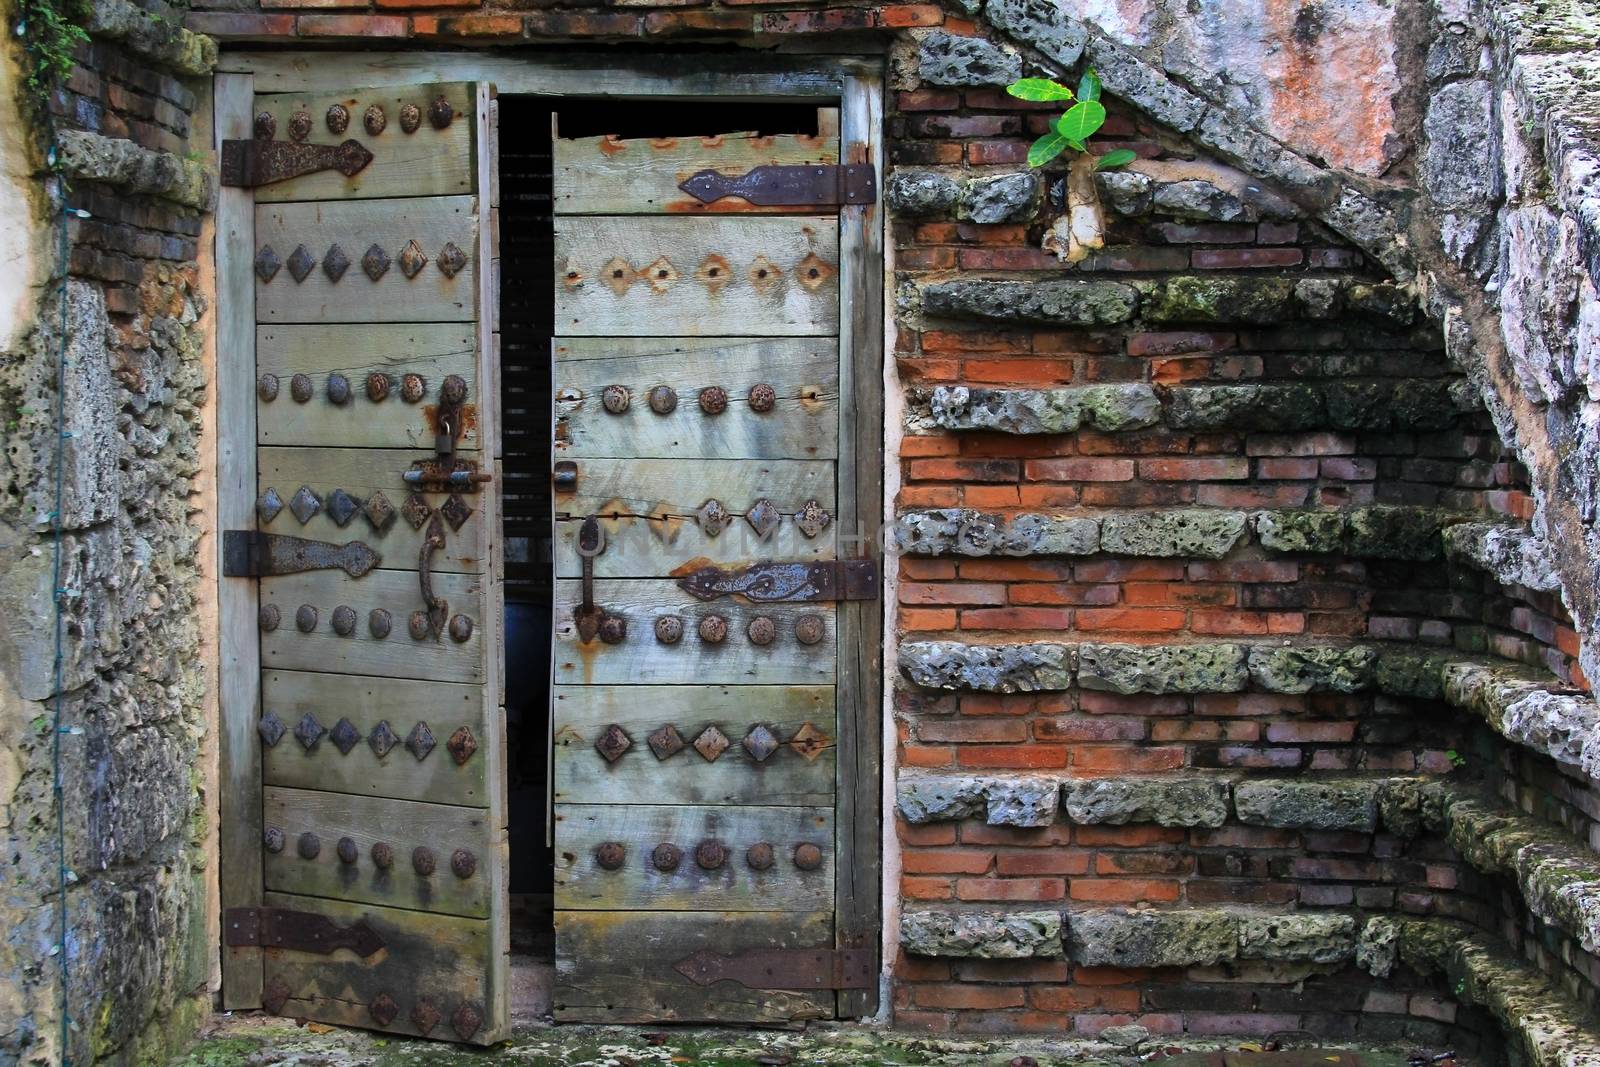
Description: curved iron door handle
xmin=419 ymin=513 xmax=448 ymax=641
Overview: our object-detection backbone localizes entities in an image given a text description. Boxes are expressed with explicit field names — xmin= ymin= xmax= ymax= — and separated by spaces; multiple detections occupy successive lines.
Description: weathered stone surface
xmin=901 ymin=909 xmax=1064 ymax=958
xmin=57 ymin=130 xmax=212 ymax=209
xmin=1236 ymin=912 xmax=1357 ymax=963
xmin=917 ymin=31 xmax=1021 ymax=86
xmin=1068 ymin=908 xmax=1237 ymax=967
xmin=1253 ymin=509 xmax=1347 ymax=554
xmin=1077 ymin=642 xmax=1248 ymax=694
xmin=1234 ymin=779 xmax=1379 ymax=832
xmin=900 ymin=641 xmax=1074 ymax=693
xmin=1376 ymin=777 xmax=1447 ymax=838
xmin=959 ymin=172 xmax=1040 ymax=224
xmin=886 ymin=170 xmax=961 ymax=217
xmin=922 ymin=384 xmax=1160 ymax=434
xmin=984 ymin=776 xmax=1061 ymax=827
xmin=1163 ymin=384 xmax=1326 ymax=431
xmin=1501 ymin=689 xmax=1600 ymax=768
xmin=896 ymin=775 xmax=986 ymax=824
xmin=922 ymin=280 xmax=1139 ymax=326
xmin=87 ymin=0 xmax=217 ymax=74
xmin=1140 ymin=277 xmax=1294 ymax=324
xmin=1061 ymin=777 xmax=1230 ymax=828
xmin=1422 ymin=79 xmax=1498 ymax=212
xmin=893 ymin=509 xmax=1101 ymax=557
xmin=1151 ymin=180 xmax=1255 ymax=222
xmin=1344 ymin=504 xmax=1450 ymax=559
xmin=1098 ymin=509 xmax=1247 ymax=559
xmin=1356 ymin=915 xmax=1401 ymax=978
xmin=1323 ymin=381 xmax=1462 ymax=432
xmin=982 ymin=0 xmax=1088 ymax=69
xmin=1371 ymin=648 xmax=1453 ymax=700
xmin=1096 ymin=171 xmax=1153 ymax=216
xmin=1247 ymin=644 xmax=1376 ymax=693
xmin=1442 ymin=521 xmax=1560 ymax=592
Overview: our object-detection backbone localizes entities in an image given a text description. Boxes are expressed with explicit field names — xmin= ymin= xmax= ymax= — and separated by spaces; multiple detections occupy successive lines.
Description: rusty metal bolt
xmin=748 ymin=383 xmax=777 ymax=412
xmin=290 ymin=373 xmax=313 ymax=403
xmin=400 ymin=373 xmax=426 ymax=403
xmin=298 ymin=832 xmax=321 ymax=860
xmin=258 ymin=373 xmax=280 ymax=401
xmin=364 ymin=103 xmax=387 ymax=136
xmin=698 ymin=614 xmax=728 ymax=644
xmin=695 ymin=840 xmax=727 ymax=870
xmin=259 ymin=604 xmax=281 ymax=632
xmin=408 ymin=610 xmax=431 ymax=640
xmin=441 ymin=374 xmax=468 ymax=406
xmin=295 ymin=604 xmax=318 ymax=633
xmin=327 ymin=372 xmax=351 ymax=405
xmin=794 ymin=613 xmax=825 ymax=646
xmin=654 ymin=615 xmax=683 ymax=644
xmin=648 ymin=385 xmax=678 ymax=414
xmin=264 ymin=826 xmax=285 ymax=853
xmin=399 ymin=103 xmax=421 ymax=134
xmin=331 ymin=605 xmax=357 ymax=636
xmin=326 ymin=104 xmax=350 ymax=134
xmin=369 ymin=608 xmax=392 ymax=639
xmin=448 ymin=614 xmax=474 ymax=642
xmin=254 ymin=111 xmax=276 ymax=139
xmin=429 ymin=94 xmax=455 ymax=129
xmin=793 ymin=843 xmax=823 ymax=871
xmin=746 ymin=842 xmax=774 ymax=870
xmin=652 ymin=843 xmax=683 ymax=872
xmin=601 ymin=384 xmax=631 ymax=414
xmin=698 ymin=385 xmax=728 ymax=415
xmin=598 ymin=613 xmax=627 ymax=644
xmin=366 ymin=372 xmax=392 ymax=402
xmin=288 ymin=110 xmax=312 ymax=142
xmin=451 ymin=848 xmax=477 ymax=879
xmin=747 ymin=616 xmax=777 ymax=646
xmin=337 ymin=836 xmax=359 ymax=865
xmin=412 ymin=846 xmax=436 ymax=876
xmin=371 ymin=841 xmax=395 ymax=869
xmin=595 ymin=841 xmax=626 ymax=870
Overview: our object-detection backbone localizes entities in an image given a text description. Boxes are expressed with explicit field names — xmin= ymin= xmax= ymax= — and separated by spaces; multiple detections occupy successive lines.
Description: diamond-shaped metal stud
xmin=294 ymin=712 xmax=326 ymax=751
xmin=369 ymin=993 xmax=399 ymax=1028
xmin=362 ymin=243 xmax=390 ymax=281
xmin=368 ymin=719 xmax=399 ymax=758
xmin=257 ymin=487 xmax=284 ymax=524
xmin=693 ymin=725 xmax=730 ymax=762
xmin=287 ymin=244 xmax=316 ymax=283
xmin=595 ymin=724 xmax=632 ymax=763
xmin=447 ymin=726 xmax=479 ymax=765
xmin=796 ymin=252 xmax=837 ymax=291
xmin=330 ymin=717 xmax=361 ymax=755
xmin=452 ymin=1002 xmax=483 ymax=1041
xmin=743 ymin=724 xmax=780 ymax=762
xmin=255 ymin=244 xmax=282 ymax=283
xmin=406 ymin=720 xmax=436 ymax=761
xmin=746 ymin=498 xmax=781 ymax=540
xmin=401 ymin=492 xmax=431 ymax=529
xmin=412 ymin=998 xmax=442 ymax=1037
xmin=364 ymin=491 xmax=397 ymax=534
xmin=323 ymin=243 xmax=351 ymax=282
xmin=288 ymin=485 xmax=322 ymax=524
xmin=326 ymin=488 xmax=359 ymax=527
xmin=790 ymin=721 xmax=829 ymax=762
xmin=601 ymin=255 xmax=634 ymax=295
xmin=697 ymin=499 xmax=731 ymax=538
xmin=398 ymin=239 xmax=428 ymax=278
xmin=642 ymin=256 xmax=679 ymax=292
xmin=648 ymin=724 xmax=685 ymax=760
xmin=695 ymin=254 xmax=732 ymax=294
xmin=441 ymin=493 xmax=473 ymax=531
xmin=796 ymin=499 xmax=831 ymax=539
xmin=257 ymin=712 xmax=286 ymax=748
xmin=437 ymin=242 xmax=467 ymax=279
xmin=748 ymin=254 xmax=782 ymax=293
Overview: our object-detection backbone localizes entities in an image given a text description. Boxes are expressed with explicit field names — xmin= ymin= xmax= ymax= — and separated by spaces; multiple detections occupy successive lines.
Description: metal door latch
xmin=224 ymin=906 xmax=383 ymax=957
xmin=222 ymin=530 xmax=381 ymax=578
xmin=678 ymin=164 xmax=876 ymax=207
xmin=574 ymin=516 xmax=625 ymax=644
xmin=676 ymin=559 xmax=878 ymax=603
xmin=220 ymin=137 xmax=374 ymax=188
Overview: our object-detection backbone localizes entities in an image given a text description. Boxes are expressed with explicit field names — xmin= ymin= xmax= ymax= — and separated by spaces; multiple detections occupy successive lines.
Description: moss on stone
xmin=1345 ymin=504 xmax=1449 ymax=559
xmin=1253 ymin=508 xmax=1347 ymax=553
xmin=1140 ymin=277 xmax=1295 ymax=324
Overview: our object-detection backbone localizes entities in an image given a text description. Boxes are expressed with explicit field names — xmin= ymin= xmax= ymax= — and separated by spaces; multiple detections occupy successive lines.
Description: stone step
xmin=1441 ymin=520 xmax=1559 ymax=593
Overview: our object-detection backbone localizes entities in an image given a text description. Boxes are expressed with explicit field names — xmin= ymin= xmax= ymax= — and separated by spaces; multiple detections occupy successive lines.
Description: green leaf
xmin=1026 ymin=131 xmax=1070 ymax=168
xmin=1064 ymin=139 xmax=1086 ymax=153
xmin=1093 ymin=148 xmax=1138 ymax=170
xmin=1006 ymin=78 xmax=1075 ymax=102
xmin=1056 ymin=100 xmax=1107 ymax=143
xmin=1077 ymin=68 xmax=1102 ymax=103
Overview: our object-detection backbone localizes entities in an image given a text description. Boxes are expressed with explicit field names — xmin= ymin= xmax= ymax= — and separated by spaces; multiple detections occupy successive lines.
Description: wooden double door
xmin=218 ymin=61 xmax=882 ymax=1043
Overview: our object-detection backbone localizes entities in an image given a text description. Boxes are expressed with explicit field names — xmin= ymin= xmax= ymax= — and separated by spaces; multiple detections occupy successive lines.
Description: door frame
xmin=214 ymin=51 xmax=886 ymax=1019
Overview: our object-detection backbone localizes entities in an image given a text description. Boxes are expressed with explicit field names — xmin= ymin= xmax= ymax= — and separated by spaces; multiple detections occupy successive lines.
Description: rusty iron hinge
xmin=220 ymin=137 xmax=374 ymax=188
xmin=676 ymin=558 xmax=878 ymax=603
xmin=674 ymin=948 xmax=874 ymax=991
xmin=679 ymin=164 xmax=876 ymax=207
xmin=222 ymin=530 xmax=381 ymax=579
xmin=224 ymin=906 xmax=384 ymax=957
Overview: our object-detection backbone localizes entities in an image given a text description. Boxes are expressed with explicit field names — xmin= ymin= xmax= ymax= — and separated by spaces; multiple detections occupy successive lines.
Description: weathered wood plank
xmin=257 ymin=446 xmax=485 ymax=574
xmin=553 ymin=685 xmax=835 ymax=806
xmin=264 ymin=787 xmax=491 ymax=918
xmin=555 ymin=217 xmax=839 ymax=337
xmin=255 ymin=195 xmax=477 ymax=324
xmin=553 ymin=580 xmax=835 ymax=686
xmin=262 ymin=891 xmax=500 ymax=1044
xmin=256 ymin=324 xmax=479 ymax=451
xmin=262 ymin=670 xmax=487 ymax=807
xmin=260 ymin=568 xmax=484 ymax=682
xmin=253 ymin=82 xmax=474 ymax=203
xmin=555 ymin=337 xmax=838 ymax=460
xmin=554 ymin=127 xmax=838 ymax=215
xmin=551 ymin=459 xmax=835 ymax=577
xmin=554 ymin=910 xmax=834 ymax=1024
xmin=553 ymin=804 xmax=833 ymax=912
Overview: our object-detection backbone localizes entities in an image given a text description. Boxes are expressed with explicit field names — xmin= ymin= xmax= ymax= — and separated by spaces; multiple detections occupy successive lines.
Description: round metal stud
xmin=448 ymin=614 xmax=474 ymax=642
xmin=288 ymin=110 xmax=312 ymax=142
xmin=795 ymin=613 xmax=825 ymax=646
xmin=369 ymin=608 xmax=392 ymax=639
xmin=327 ymin=372 xmax=351 ymax=405
xmin=698 ymin=385 xmax=728 ymax=415
xmin=366 ymin=372 xmax=392 ymax=402
xmin=441 ymin=374 xmax=468 ymax=406
xmin=298 ymin=832 xmax=321 ymax=860
xmin=290 ymin=373 xmax=313 ymax=403
xmin=747 ymin=616 xmax=777 ymax=646
xmin=399 ymin=103 xmax=422 ymax=134
xmin=654 ymin=615 xmax=684 ymax=644
xmin=371 ymin=841 xmax=395 ymax=869
xmin=746 ymin=842 xmax=774 ymax=870
xmin=400 ymin=373 xmax=426 ymax=403
xmin=408 ymin=611 xmax=431 ymax=640
xmin=601 ymin=384 xmax=631 ymax=414
xmin=748 ymin=383 xmax=777 ymax=412
xmin=364 ymin=103 xmax=387 ymax=136
xmin=412 ymin=846 xmax=436 ymax=876
xmin=337 ymin=836 xmax=359 ymax=865
xmin=595 ymin=841 xmax=626 ymax=870
xmin=698 ymin=614 xmax=728 ymax=644
xmin=793 ymin=843 xmax=824 ymax=871
xmin=429 ymin=94 xmax=454 ymax=129
xmin=598 ymin=614 xmax=627 ymax=645
xmin=695 ymin=840 xmax=727 ymax=870
xmin=259 ymin=604 xmax=281 ymax=632
xmin=295 ymin=604 xmax=318 ymax=633
xmin=331 ymin=605 xmax=357 ymax=636
xmin=258 ymin=373 xmax=280 ymax=401
xmin=651 ymin=843 xmax=682 ymax=872
xmin=254 ymin=111 xmax=276 ymax=139
xmin=451 ymin=848 xmax=477 ymax=879
xmin=326 ymin=103 xmax=350 ymax=135
xmin=647 ymin=385 xmax=678 ymax=414
xmin=263 ymin=826 xmax=285 ymax=853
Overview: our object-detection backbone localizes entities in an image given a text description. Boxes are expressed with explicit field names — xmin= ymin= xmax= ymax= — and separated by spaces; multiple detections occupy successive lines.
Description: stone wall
xmin=0 ymin=0 xmax=216 ymax=1063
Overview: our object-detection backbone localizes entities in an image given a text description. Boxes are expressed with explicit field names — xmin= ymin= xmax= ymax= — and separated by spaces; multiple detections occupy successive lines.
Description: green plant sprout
xmin=1006 ymin=68 xmax=1138 ymax=171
